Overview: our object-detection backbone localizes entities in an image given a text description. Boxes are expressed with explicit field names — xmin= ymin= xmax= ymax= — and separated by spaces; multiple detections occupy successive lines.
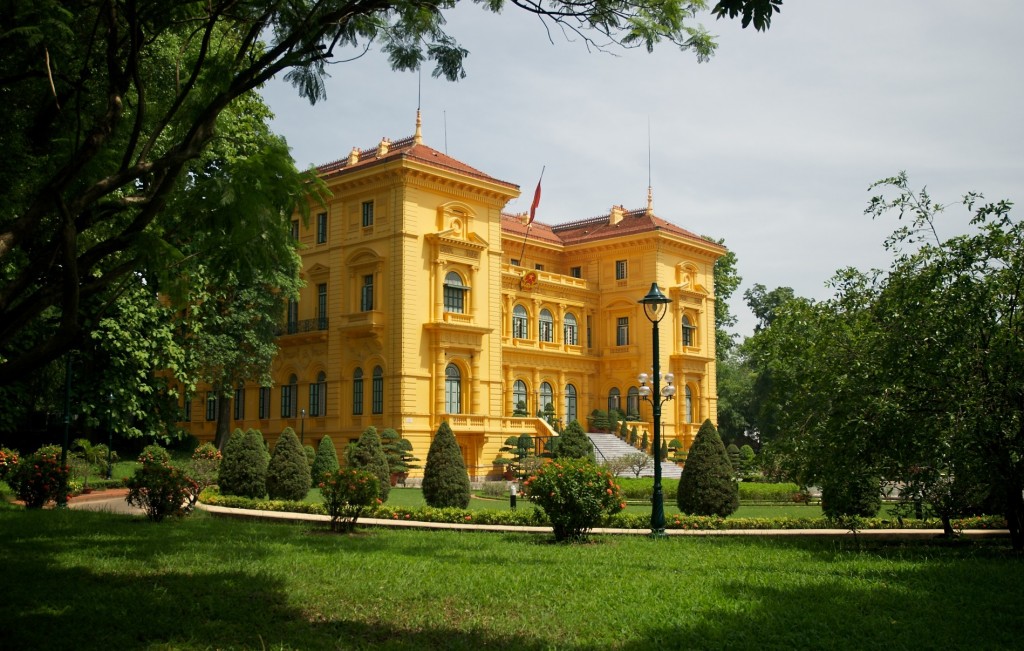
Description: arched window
xmin=682 ymin=315 xmax=696 ymax=347
xmin=512 ymin=304 xmax=528 ymax=339
xmin=564 ymin=384 xmax=578 ymax=424
xmin=445 ymin=364 xmax=462 ymax=414
xmin=513 ymin=380 xmax=528 ymax=415
xmin=539 ymin=309 xmax=554 ymax=342
xmin=309 ymin=372 xmax=327 ymax=417
xmin=684 ymin=385 xmax=693 ymax=423
xmin=564 ymin=313 xmax=578 ymax=345
xmin=281 ymin=374 xmax=298 ymax=418
xmin=607 ymin=387 xmax=621 ymax=414
xmin=352 ymin=368 xmax=364 ymax=415
xmin=372 ymin=366 xmax=384 ymax=414
xmin=443 ymin=271 xmax=468 ymax=313
xmin=539 ymin=382 xmax=554 ymax=414
xmin=627 ymin=386 xmax=640 ymax=419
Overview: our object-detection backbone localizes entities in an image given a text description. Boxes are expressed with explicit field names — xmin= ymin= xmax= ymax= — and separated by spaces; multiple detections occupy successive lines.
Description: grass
xmin=1 ymin=507 xmax=1022 ymax=650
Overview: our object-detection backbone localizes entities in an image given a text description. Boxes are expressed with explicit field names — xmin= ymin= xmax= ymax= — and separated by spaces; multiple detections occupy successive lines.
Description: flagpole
xmin=519 ymin=166 xmax=545 ymax=265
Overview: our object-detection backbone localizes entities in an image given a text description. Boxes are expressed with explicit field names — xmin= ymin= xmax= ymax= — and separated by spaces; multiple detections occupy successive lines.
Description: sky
xmin=260 ymin=1 xmax=1024 ymax=338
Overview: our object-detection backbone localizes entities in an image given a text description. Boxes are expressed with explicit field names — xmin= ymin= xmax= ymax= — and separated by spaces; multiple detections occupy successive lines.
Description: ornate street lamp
xmin=300 ymin=408 xmax=306 ymax=445
xmin=638 ymin=283 xmax=676 ymax=536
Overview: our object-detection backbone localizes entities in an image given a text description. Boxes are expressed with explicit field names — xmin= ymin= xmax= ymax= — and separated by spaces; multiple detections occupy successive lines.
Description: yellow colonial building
xmin=183 ymin=119 xmax=724 ymax=479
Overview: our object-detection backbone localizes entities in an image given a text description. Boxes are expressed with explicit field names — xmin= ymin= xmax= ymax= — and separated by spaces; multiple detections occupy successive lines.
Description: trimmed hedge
xmin=197 ymin=489 xmax=1008 ymax=531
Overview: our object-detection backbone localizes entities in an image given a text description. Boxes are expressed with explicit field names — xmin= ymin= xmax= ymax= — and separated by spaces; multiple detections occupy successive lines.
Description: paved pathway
xmin=66 ymin=488 xmax=145 ymax=516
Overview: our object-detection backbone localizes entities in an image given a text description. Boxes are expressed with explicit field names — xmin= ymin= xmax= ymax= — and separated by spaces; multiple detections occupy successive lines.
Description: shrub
xmin=0 ymin=447 xmax=20 ymax=481
xmin=726 ymin=443 xmax=741 ymax=475
xmin=319 ymin=467 xmax=380 ymax=532
xmin=346 ymin=426 xmax=391 ymax=502
xmin=266 ymin=428 xmax=311 ymax=501
xmin=640 ymin=431 xmax=648 ymax=452
xmin=821 ymin=473 xmax=882 ymax=519
xmin=421 ymin=420 xmax=471 ymax=508
xmin=676 ymin=419 xmax=739 ymax=517
xmin=303 ymin=445 xmax=316 ymax=469
xmin=8 ymin=449 xmax=69 ymax=508
xmin=589 ymin=409 xmax=609 ymax=432
xmin=739 ymin=444 xmax=757 ymax=475
xmin=138 ymin=444 xmax=171 ymax=466
xmin=618 ymin=420 xmax=628 ymax=440
xmin=218 ymin=428 xmax=268 ymax=498
xmin=523 ymin=458 xmax=624 ymax=542
xmin=629 ymin=425 xmax=639 ymax=446
xmin=125 ymin=460 xmax=198 ymax=522
xmin=187 ymin=442 xmax=221 ymax=492
xmin=738 ymin=482 xmax=802 ymax=502
xmin=310 ymin=436 xmax=340 ymax=487
xmin=555 ymin=419 xmax=595 ymax=461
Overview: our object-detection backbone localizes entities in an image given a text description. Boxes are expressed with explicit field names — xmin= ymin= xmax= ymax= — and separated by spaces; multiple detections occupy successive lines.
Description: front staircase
xmin=587 ymin=432 xmax=683 ymax=479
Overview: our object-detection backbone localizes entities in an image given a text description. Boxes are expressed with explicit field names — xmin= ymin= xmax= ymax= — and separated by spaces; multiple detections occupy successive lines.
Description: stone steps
xmin=587 ymin=432 xmax=683 ymax=479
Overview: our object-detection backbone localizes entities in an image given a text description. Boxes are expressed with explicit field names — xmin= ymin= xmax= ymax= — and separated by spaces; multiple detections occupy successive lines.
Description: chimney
xmin=610 ymin=204 xmax=625 ymax=225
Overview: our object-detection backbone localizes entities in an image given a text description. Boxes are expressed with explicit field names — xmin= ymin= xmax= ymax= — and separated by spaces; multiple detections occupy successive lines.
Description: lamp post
xmin=300 ymin=408 xmax=306 ymax=445
xmin=107 ymin=393 xmax=114 ymax=479
xmin=57 ymin=351 xmax=75 ymax=509
xmin=638 ymin=283 xmax=676 ymax=536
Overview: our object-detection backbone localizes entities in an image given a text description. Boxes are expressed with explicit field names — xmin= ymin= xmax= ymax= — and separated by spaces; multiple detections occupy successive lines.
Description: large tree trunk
xmin=215 ymin=386 xmax=232 ymax=451
xmin=1005 ymin=483 xmax=1024 ymax=552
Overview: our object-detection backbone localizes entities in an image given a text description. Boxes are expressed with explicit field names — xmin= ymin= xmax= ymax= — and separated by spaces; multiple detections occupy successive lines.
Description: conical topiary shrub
xmin=346 ymin=426 xmax=390 ymax=502
xmin=676 ymin=419 xmax=739 ymax=517
xmin=555 ymin=419 xmax=594 ymax=461
xmin=310 ymin=435 xmax=340 ymax=486
xmin=266 ymin=428 xmax=311 ymax=501
xmin=219 ymin=428 xmax=268 ymax=498
xmin=421 ymin=420 xmax=470 ymax=508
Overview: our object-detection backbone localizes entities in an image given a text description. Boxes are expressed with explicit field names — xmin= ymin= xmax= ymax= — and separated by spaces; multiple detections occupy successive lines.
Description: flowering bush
xmin=137 ymin=444 xmax=171 ymax=466
xmin=125 ymin=460 xmax=199 ymax=522
xmin=319 ymin=468 xmax=380 ymax=532
xmin=523 ymin=458 xmax=624 ymax=542
xmin=8 ymin=449 xmax=70 ymax=508
xmin=0 ymin=447 xmax=20 ymax=481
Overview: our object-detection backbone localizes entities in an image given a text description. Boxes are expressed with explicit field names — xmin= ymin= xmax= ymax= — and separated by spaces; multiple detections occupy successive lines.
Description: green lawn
xmin=1 ymin=507 xmax=1021 ymax=650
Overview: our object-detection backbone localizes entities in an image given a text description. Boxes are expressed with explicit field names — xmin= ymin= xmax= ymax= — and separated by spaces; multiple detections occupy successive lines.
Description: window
xmin=587 ymin=316 xmax=592 ymax=348
xmin=445 ymin=364 xmax=462 ymax=414
xmin=372 ymin=366 xmax=383 ymax=414
xmin=309 ymin=372 xmax=326 ymax=417
xmin=360 ymin=274 xmax=373 ymax=311
xmin=290 ymin=219 xmax=299 ymax=240
xmin=513 ymin=380 xmax=528 ymax=414
xmin=682 ymin=315 xmax=696 ymax=347
xmin=287 ymin=298 xmax=299 ymax=334
xmin=684 ymin=386 xmax=693 ymax=423
xmin=281 ymin=374 xmax=298 ymax=418
xmin=234 ymin=384 xmax=245 ymax=421
xmin=607 ymin=387 xmax=621 ymax=413
xmin=512 ymin=304 xmax=528 ymax=339
xmin=627 ymin=387 xmax=640 ymax=419
xmin=539 ymin=309 xmax=554 ymax=342
xmin=316 ymin=212 xmax=328 ymax=244
xmin=317 ymin=283 xmax=328 ymax=329
xmin=564 ymin=313 xmax=578 ymax=346
xmin=564 ymin=384 xmax=577 ymax=424
xmin=183 ymin=394 xmax=192 ymax=422
xmin=510 ymin=258 xmax=520 ymax=267
xmin=570 ymin=266 xmax=582 ymax=278
xmin=258 ymin=387 xmax=271 ymax=419
xmin=615 ymin=259 xmax=628 ymax=280
xmin=443 ymin=271 xmax=467 ymax=313
xmin=616 ymin=317 xmax=629 ymax=346
xmin=206 ymin=392 xmax=217 ymax=421
xmin=361 ymin=201 xmax=374 ymax=227
xmin=535 ymin=263 xmax=544 ymax=271
xmin=539 ymin=382 xmax=553 ymax=414
xmin=352 ymin=368 xmax=364 ymax=415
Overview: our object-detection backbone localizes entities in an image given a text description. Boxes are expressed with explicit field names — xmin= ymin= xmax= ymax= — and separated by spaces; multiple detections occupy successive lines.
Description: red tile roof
xmin=501 ymin=207 xmax=724 ymax=251
xmin=317 ymin=136 xmax=518 ymax=190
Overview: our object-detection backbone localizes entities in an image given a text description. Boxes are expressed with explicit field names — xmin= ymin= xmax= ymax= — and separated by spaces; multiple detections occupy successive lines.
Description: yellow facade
xmin=183 ymin=122 xmax=723 ymax=479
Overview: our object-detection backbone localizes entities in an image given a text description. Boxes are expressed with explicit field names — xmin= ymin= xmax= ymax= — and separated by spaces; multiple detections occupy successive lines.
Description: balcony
xmin=340 ymin=310 xmax=385 ymax=338
xmin=276 ymin=318 xmax=329 ymax=344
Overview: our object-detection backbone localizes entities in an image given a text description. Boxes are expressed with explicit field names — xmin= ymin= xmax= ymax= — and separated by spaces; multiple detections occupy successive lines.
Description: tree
xmin=622 ymin=452 xmax=652 ymax=478
xmin=346 ymin=426 xmax=391 ymax=502
xmin=421 ymin=421 xmax=471 ymax=509
xmin=676 ymin=419 xmax=738 ymax=517
xmin=310 ymin=436 xmax=341 ymax=486
xmin=266 ymin=428 xmax=311 ymax=501
xmin=72 ymin=438 xmax=115 ymax=488
xmin=555 ymin=420 xmax=595 ymax=461
xmin=0 ymin=0 xmax=779 ymax=386
xmin=703 ymin=236 xmax=741 ymax=358
xmin=218 ymin=428 xmax=268 ymax=499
